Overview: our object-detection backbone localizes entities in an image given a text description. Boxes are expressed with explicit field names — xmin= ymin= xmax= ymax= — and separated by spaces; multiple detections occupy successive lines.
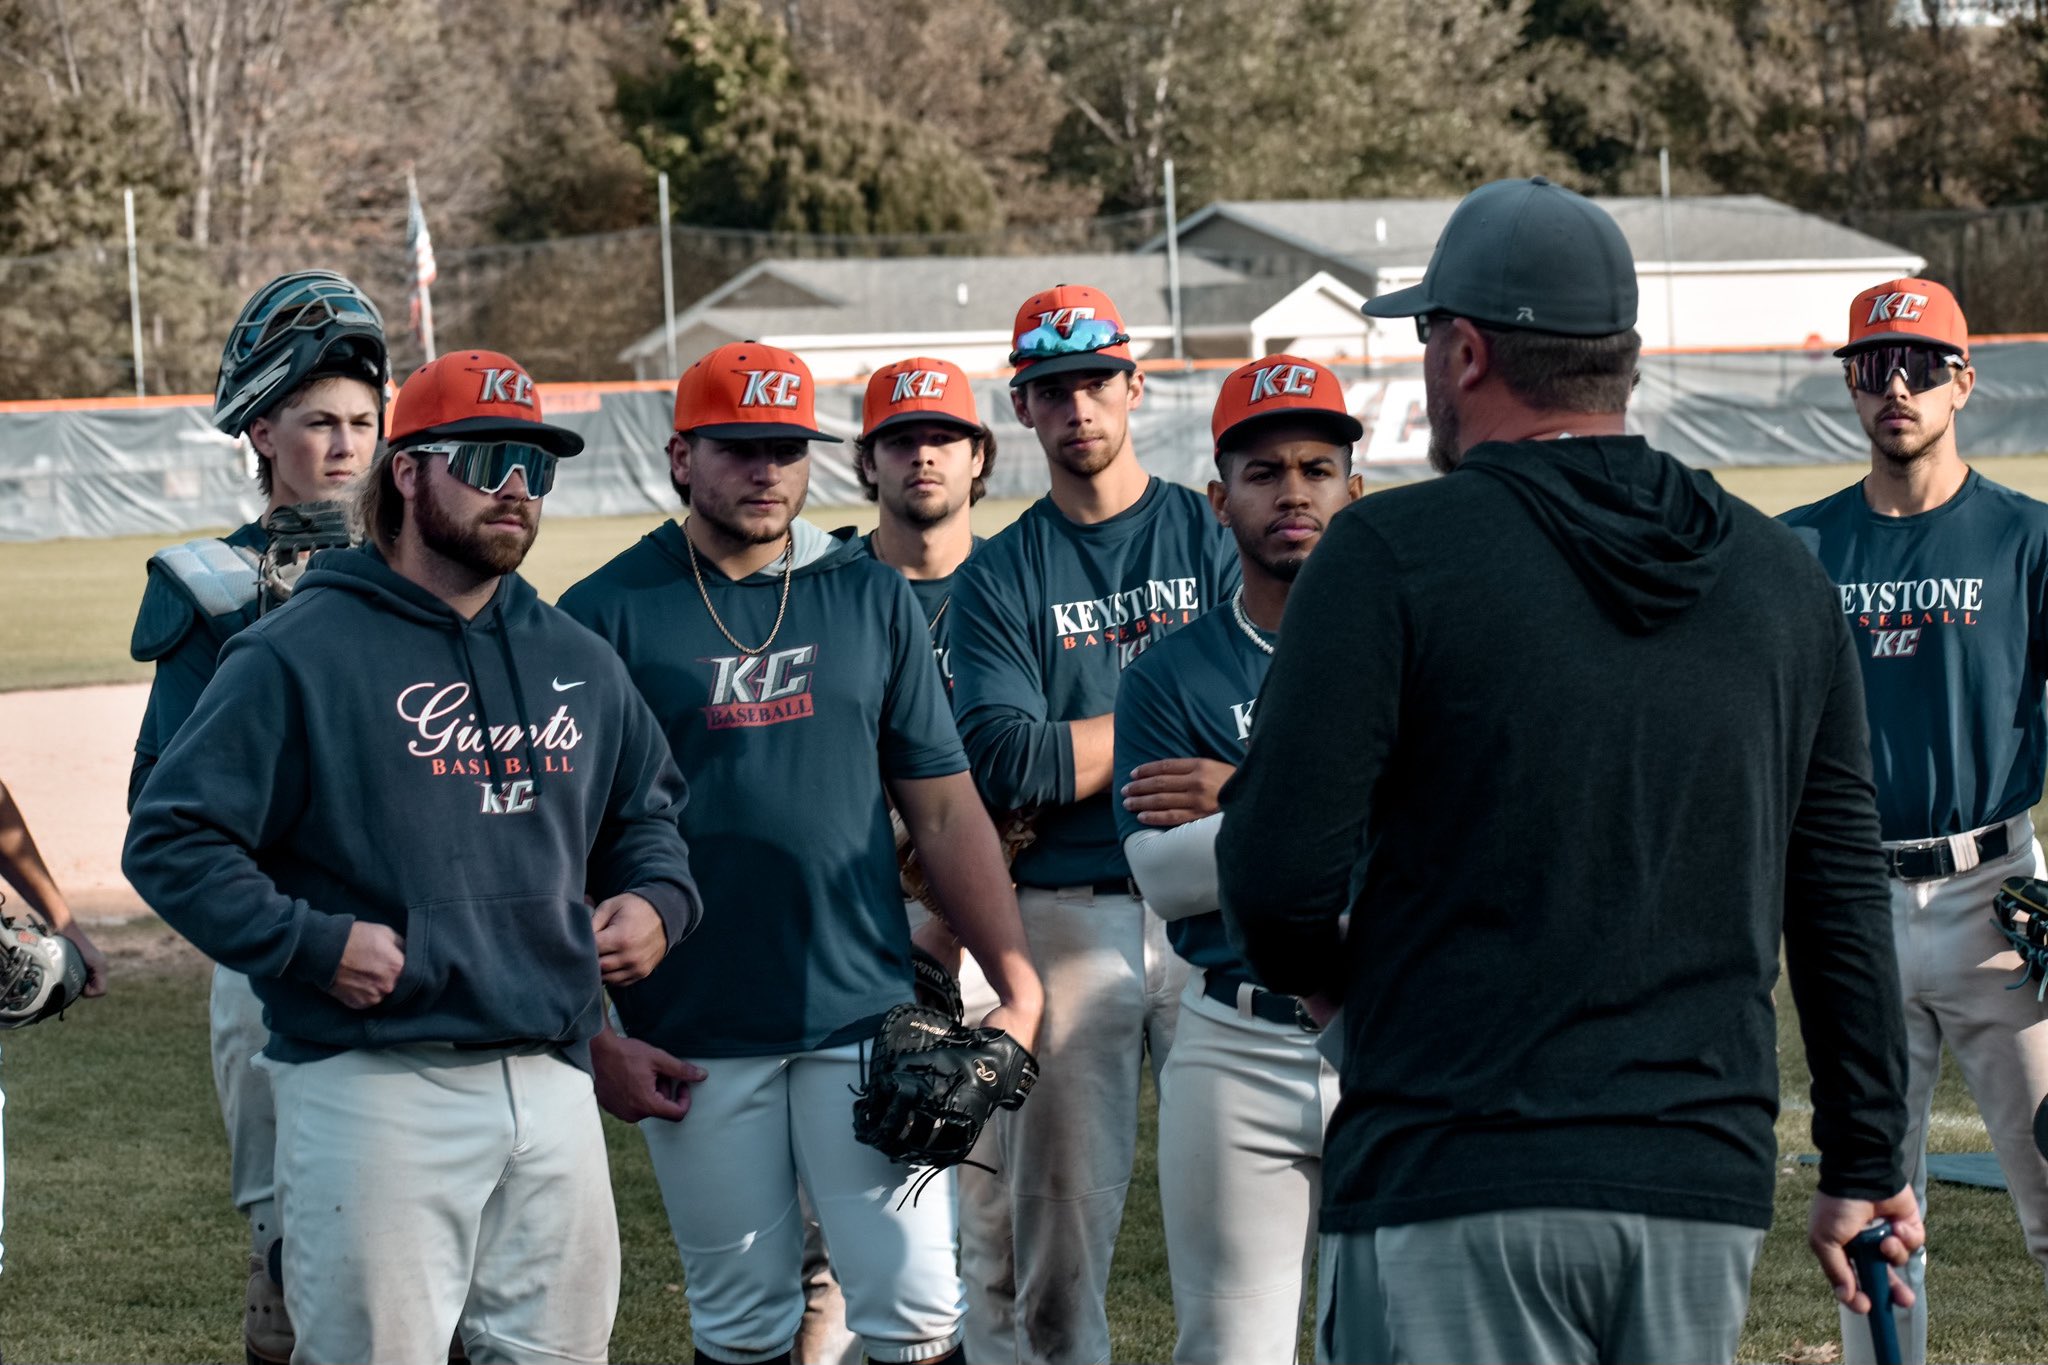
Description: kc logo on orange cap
xmin=673 ymin=341 xmax=840 ymax=442
xmin=1837 ymin=276 xmax=1969 ymax=359
xmin=862 ymin=357 xmax=981 ymax=441
xmin=387 ymin=349 xmax=583 ymax=456
xmin=1008 ymin=284 xmax=1137 ymax=388
xmin=1211 ymin=354 xmax=1363 ymax=454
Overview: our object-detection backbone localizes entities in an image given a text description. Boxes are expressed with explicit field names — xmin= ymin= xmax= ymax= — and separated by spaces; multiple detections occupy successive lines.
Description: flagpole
xmin=417 ymin=272 xmax=437 ymax=362
xmin=406 ymin=165 xmax=438 ymax=362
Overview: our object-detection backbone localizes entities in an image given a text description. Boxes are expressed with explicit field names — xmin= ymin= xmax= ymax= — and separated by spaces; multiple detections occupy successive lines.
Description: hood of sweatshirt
xmin=1459 ymin=436 xmax=1735 ymax=634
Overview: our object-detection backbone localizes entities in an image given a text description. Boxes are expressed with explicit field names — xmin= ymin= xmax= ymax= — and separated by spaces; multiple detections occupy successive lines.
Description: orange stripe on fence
xmin=10 ymin=330 xmax=2048 ymax=414
xmin=0 ymin=392 xmax=213 ymax=414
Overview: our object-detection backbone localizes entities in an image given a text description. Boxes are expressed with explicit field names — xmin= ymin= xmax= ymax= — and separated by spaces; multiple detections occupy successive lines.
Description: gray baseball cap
xmin=1362 ymin=177 xmax=1638 ymax=336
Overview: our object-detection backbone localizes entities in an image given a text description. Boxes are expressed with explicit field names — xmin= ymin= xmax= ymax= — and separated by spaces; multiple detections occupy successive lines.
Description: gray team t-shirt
xmin=561 ymin=522 xmax=967 ymax=1057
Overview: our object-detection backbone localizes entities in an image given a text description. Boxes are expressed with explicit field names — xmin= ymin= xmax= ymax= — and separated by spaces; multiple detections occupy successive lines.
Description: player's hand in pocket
xmin=327 ymin=922 xmax=404 ymax=1008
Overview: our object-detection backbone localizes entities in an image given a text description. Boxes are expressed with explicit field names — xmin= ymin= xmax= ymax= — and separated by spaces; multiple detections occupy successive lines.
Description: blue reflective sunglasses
xmin=1010 ymin=319 xmax=1129 ymax=365
xmin=411 ymin=442 xmax=558 ymax=499
xmin=1845 ymin=344 xmax=1965 ymax=396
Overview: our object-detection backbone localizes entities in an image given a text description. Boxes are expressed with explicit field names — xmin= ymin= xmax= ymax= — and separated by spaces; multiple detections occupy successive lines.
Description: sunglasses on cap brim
xmin=1845 ymin=345 xmax=1966 ymax=395
xmin=1010 ymin=319 xmax=1129 ymax=366
xmin=407 ymin=441 xmax=559 ymax=499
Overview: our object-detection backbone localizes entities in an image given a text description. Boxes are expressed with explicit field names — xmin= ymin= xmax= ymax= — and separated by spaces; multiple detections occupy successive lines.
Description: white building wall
xmin=1364 ymin=260 xmax=1925 ymax=359
xmin=1634 ymin=265 xmax=1926 ymax=350
xmin=1247 ymin=284 xmax=1371 ymax=360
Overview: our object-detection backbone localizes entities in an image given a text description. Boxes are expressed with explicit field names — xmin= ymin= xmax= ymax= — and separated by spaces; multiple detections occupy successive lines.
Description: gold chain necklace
xmin=927 ymin=593 xmax=951 ymax=635
xmin=683 ymin=520 xmax=793 ymax=657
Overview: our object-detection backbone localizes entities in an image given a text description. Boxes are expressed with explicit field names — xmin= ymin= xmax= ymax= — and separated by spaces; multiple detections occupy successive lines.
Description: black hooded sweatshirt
xmin=124 ymin=545 xmax=701 ymax=1067
xmin=1217 ymin=435 xmax=1906 ymax=1233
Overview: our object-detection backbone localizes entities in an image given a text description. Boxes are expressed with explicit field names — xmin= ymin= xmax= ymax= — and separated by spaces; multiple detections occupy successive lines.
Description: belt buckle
xmin=1293 ymin=998 xmax=1323 ymax=1034
xmin=1889 ymin=838 xmax=1952 ymax=883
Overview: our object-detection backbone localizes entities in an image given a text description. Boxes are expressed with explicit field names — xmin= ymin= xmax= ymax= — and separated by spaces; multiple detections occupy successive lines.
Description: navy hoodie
xmin=123 ymin=544 xmax=701 ymax=1066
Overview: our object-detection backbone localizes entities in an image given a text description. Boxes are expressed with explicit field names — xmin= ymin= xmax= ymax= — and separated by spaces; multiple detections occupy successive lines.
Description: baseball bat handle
xmin=1848 ymin=1219 xmax=1903 ymax=1365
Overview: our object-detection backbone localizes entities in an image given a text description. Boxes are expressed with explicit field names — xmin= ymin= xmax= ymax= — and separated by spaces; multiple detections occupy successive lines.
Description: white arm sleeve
xmin=1123 ymin=816 xmax=1222 ymax=923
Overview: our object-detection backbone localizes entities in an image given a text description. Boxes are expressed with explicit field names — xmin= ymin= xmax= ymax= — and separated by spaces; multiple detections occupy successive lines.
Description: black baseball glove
xmin=910 ymin=944 xmax=964 ymax=1023
xmin=851 ymin=1004 xmax=1037 ymax=1171
xmin=1995 ymin=876 xmax=2048 ymax=1000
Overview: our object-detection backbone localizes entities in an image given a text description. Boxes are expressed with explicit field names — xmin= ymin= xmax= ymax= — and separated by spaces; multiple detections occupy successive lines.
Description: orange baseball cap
xmin=1836 ymin=278 xmax=1969 ymax=359
xmin=673 ymin=341 xmax=838 ymax=442
xmin=861 ymin=357 xmax=981 ymax=441
xmin=388 ymin=350 xmax=583 ymax=457
xmin=1009 ymin=284 xmax=1135 ymax=388
xmin=1211 ymin=354 xmax=1363 ymax=453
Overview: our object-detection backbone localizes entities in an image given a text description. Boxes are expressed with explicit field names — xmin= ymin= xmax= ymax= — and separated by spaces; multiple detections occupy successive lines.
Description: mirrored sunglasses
xmin=1010 ymin=319 xmax=1129 ymax=365
xmin=1846 ymin=345 xmax=1965 ymax=396
xmin=411 ymin=441 xmax=558 ymax=498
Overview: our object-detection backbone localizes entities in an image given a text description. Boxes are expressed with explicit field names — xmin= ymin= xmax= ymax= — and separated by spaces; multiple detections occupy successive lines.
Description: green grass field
xmin=3 ymin=924 xmax=2043 ymax=1363
xmin=14 ymin=455 xmax=2048 ymax=694
xmin=0 ymin=497 xmax=1038 ymax=693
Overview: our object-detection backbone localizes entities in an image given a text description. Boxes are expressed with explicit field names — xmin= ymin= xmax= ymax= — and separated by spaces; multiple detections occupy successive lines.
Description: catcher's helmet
xmin=214 ymin=271 xmax=389 ymax=437
xmin=0 ymin=914 xmax=87 ymax=1029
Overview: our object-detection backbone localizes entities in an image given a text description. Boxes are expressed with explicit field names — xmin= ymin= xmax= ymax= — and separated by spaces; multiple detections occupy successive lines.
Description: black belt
xmin=1202 ymin=971 xmax=1312 ymax=1030
xmin=1885 ymin=823 xmax=2012 ymax=883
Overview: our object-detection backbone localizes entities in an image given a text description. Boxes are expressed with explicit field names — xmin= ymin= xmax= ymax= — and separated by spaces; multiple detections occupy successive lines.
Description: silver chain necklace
xmin=683 ymin=520 xmax=793 ymax=658
xmin=1229 ymin=587 xmax=1275 ymax=656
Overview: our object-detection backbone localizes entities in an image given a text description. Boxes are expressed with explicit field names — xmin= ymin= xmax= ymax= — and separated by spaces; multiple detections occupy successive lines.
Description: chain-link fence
xmin=0 ymin=209 xmax=1173 ymax=403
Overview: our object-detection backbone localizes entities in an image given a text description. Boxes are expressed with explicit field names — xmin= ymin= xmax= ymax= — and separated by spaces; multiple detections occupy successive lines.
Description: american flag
xmin=405 ymin=168 xmax=438 ymax=361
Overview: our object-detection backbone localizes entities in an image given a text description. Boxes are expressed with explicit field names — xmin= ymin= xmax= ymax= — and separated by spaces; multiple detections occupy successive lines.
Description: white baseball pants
xmin=268 ymin=1043 xmax=620 ymax=1365
xmin=1158 ymin=973 xmax=1337 ymax=1364
xmin=210 ymin=965 xmax=279 ymax=1249
xmin=1004 ymin=886 xmax=1187 ymax=1365
xmin=902 ymin=902 xmax=1017 ymax=1365
xmin=639 ymin=1041 xmax=965 ymax=1364
xmin=1840 ymin=816 xmax=2048 ymax=1365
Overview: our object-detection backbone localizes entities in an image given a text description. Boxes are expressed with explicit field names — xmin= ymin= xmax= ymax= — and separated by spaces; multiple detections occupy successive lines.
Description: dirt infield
xmin=0 ymin=682 xmax=150 ymax=921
